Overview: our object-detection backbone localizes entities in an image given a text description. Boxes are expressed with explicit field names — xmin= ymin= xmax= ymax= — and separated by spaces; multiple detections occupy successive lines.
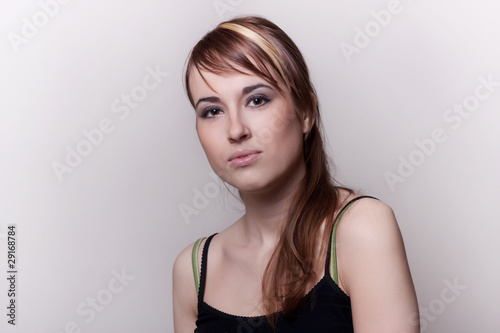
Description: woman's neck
xmin=237 ymin=162 xmax=305 ymax=247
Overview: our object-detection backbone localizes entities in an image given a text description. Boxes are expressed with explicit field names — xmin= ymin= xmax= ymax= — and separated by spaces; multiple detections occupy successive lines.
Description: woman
xmin=173 ymin=16 xmax=419 ymax=332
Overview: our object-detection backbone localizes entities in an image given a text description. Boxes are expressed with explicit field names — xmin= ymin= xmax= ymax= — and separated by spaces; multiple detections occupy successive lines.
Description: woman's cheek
xmin=251 ymin=116 xmax=284 ymax=147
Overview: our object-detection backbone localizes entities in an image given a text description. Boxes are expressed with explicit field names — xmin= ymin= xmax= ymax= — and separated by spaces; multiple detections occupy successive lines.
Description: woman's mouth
xmin=228 ymin=150 xmax=261 ymax=167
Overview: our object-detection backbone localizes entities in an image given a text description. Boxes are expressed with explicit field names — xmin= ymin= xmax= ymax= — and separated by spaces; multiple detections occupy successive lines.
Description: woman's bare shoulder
xmin=335 ymin=196 xmax=398 ymax=247
xmin=335 ymin=196 xmax=419 ymax=332
xmin=172 ymin=239 xmax=205 ymax=332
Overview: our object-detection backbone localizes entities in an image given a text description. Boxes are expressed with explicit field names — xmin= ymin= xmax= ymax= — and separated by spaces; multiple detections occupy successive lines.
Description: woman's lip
xmin=229 ymin=152 xmax=261 ymax=167
xmin=228 ymin=149 xmax=261 ymax=161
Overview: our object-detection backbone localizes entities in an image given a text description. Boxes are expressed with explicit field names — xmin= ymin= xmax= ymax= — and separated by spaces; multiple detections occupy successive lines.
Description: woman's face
xmin=189 ymin=67 xmax=310 ymax=195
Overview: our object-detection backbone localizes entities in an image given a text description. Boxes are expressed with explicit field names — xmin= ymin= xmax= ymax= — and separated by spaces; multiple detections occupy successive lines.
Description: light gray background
xmin=1 ymin=0 xmax=499 ymax=332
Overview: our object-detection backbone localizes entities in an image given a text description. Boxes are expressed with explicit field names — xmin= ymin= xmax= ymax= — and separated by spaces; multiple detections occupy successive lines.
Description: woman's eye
xmin=247 ymin=95 xmax=270 ymax=107
xmin=201 ymin=107 xmax=222 ymax=118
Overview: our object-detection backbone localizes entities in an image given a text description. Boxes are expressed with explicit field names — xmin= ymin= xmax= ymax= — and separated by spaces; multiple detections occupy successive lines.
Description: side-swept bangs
xmin=185 ymin=17 xmax=312 ymax=114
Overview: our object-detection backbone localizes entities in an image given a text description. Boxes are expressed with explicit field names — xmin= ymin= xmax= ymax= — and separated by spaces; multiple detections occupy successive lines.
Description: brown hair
xmin=185 ymin=16 xmax=351 ymax=322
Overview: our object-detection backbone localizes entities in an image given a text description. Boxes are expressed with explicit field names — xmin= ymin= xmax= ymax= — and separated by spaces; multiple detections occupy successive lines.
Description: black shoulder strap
xmin=325 ymin=196 xmax=378 ymax=283
xmin=197 ymin=233 xmax=217 ymax=302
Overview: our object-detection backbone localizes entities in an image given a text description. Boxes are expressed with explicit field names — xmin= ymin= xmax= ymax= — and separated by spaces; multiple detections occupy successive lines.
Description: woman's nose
xmin=227 ymin=112 xmax=250 ymax=143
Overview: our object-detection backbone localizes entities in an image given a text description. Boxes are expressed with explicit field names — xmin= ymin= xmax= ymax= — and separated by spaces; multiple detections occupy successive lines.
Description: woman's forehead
xmin=190 ymin=69 xmax=260 ymax=99
xmin=189 ymin=65 xmax=285 ymax=100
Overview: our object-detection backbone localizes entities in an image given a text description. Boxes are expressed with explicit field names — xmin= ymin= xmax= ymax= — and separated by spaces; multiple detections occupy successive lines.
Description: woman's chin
xmin=231 ymin=181 xmax=267 ymax=194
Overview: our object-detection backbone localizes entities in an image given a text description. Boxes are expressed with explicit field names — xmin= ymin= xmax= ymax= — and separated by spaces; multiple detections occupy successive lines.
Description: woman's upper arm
xmin=336 ymin=198 xmax=419 ymax=333
xmin=173 ymin=242 xmax=198 ymax=333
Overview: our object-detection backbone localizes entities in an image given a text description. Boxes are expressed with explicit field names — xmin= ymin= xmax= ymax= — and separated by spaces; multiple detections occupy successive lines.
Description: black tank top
xmin=194 ymin=196 xmax=376 ymax=332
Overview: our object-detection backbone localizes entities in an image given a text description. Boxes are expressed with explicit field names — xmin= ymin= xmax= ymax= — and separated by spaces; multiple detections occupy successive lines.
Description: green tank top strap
xmin=329 ymin=196 xmax=378 ymax=284
xmin=191 ymin=237 xmax=206 ymax=295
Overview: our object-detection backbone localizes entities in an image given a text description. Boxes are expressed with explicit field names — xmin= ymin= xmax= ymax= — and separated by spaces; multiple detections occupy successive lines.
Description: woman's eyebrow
xmin=195 ymin=84 xmax=272 ymax=109
xmin=195 ymin=96 xmax=220 ymax=109
xmin=242 ymin=83 xmax=272 ymax=95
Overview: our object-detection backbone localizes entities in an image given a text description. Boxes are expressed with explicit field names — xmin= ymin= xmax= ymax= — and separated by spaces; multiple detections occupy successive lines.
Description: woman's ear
xmin=302 ymin=92 xmax=318 ymax=134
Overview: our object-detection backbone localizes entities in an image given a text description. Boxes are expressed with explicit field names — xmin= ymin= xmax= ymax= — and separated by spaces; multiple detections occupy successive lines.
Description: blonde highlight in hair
xmin=185 ymin=16 xmax=352 ymax=325
xmin=217 ymin=22 xmax=291 ymax=90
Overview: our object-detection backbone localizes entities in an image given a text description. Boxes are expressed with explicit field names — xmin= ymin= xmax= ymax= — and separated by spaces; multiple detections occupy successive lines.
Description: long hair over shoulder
xmin=184 ymin=16 xmax=352 ymax=323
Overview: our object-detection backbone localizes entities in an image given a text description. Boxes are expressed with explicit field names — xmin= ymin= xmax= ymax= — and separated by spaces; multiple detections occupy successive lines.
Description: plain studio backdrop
xmin=1 ymin=0 xmax=499 ymax=332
